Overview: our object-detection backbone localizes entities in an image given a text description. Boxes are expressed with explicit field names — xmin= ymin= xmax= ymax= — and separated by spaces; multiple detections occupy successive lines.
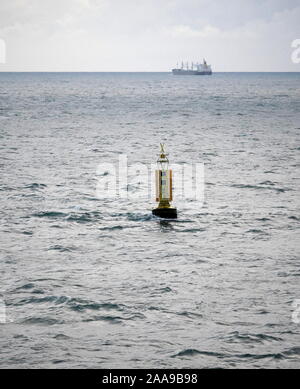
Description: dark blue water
xmin=0 ymin=72 xmax=300 ymax=368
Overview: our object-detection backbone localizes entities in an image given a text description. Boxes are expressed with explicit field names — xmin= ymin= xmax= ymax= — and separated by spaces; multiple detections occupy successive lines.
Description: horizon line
xmin=0 ymin=70 xmax=300 ymax=73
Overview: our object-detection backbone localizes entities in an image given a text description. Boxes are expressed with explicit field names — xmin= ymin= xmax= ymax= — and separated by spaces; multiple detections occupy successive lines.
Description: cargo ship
xmin=172 ymin=59 xmax=212 ymax=75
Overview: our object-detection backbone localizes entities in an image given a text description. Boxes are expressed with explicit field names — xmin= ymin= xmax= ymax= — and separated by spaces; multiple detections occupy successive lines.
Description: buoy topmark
xmin=152 ymin=144 xmax=177 ymax=219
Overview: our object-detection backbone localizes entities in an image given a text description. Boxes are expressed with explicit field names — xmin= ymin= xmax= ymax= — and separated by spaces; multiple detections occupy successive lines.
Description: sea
xmin=0 ymin=72 xmax=299 ymax=368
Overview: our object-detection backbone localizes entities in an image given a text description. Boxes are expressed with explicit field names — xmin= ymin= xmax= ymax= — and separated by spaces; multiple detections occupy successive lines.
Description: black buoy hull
xmin=152 ymin=207 xmax=177 ymax=219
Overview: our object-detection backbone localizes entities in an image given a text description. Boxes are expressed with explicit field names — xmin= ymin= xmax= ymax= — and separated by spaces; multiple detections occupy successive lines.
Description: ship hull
xmin=172 ymin=69 xmax=212 ymax=75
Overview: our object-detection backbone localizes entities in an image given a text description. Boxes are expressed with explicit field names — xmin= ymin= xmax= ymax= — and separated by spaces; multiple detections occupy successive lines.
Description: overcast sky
xmin=0 ymin=0 xmax=299 ymax=71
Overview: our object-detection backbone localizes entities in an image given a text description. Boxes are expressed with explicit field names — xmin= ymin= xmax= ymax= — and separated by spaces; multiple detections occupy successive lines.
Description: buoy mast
xmin=152 ymin=144 xmax=177 ymax=219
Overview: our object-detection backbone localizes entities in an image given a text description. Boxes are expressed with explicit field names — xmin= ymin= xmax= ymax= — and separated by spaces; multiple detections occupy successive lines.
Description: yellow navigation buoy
xmin=152 ymin=144 xmax=177 ymax=219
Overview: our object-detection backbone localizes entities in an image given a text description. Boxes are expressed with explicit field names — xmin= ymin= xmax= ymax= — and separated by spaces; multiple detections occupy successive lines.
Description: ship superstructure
xmin=172 ymin=59 xmax=212 ymax=75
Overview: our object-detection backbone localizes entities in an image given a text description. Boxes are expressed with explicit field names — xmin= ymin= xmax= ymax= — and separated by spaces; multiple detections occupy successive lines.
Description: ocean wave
xmin=283 ymin=347 xmax=300 ymax=357
xmin=12 ymin=295 xmax=60 ymax=306
xmin=0 ymin=185 xmax=16 ymax=191
xmin=20 ymin=317 xmax=64 ymax=325
xmin=256 ymin=217 xmax=271 ymax=222
xmin=15 ymin=283 xmax=35 ymax=290
xmin=65 ymin=211 xmax=102 ymax=223
xmin=225 ymin=331 xmax=283 ymax=344
xmin=150 ymin=287 xmax=173 ymax=295
xmin=53 ymin=334 xmax=71 ymax=340
xmin=237 ymin=352 xmax=285 ymax=360
xmin=172 ymin=349 xmax=225 ymax=358
xmin=33 ymin=211 xmax=67 ymax=218
xmin=99 ymin=225 xmax=124 ymax=231
xmin=9 ymin=295 xmax=126 ymax=313
xmin=23 ymin=183 xmax=47 ymax=190
xmin=176 ymin=311 xmax=203 ymax=319
xmin=126 ymin=212 xmax=154 ymax=221
xmin=21 ymin=230 xmax=34 ymax=235
xmin=51 ymin=359 xmax=68 ymax=365
xmin=110 ymin=212 xmax=154 ymax=221
xmin=259 ymin=180 xmax=276 ymax=186
xmin=288 ymin=216 xmax=299 ymax=221
xmin=47 ymin=245 xmax=74 ymax=252
xmin=83 ymin=312 xmax=145 ymax=323
xmin=179 ymin=227 xmax=206 ymax=233
xmin=32 ymin=210 xmax=102 ymax=223
xmin=230 ymin=183 xmax=290 ymax=193
xmin=246 ymin=229 xmax=264 ymax=233
xmin=68 ymin=299 xmax=124 ymax=312
xmin=172 ymin=348 xmax=290 ymax=361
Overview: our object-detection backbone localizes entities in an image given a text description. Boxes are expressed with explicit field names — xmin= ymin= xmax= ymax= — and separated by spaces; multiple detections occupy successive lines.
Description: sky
xmin=0 ymin=0 xmax=299 ymax=71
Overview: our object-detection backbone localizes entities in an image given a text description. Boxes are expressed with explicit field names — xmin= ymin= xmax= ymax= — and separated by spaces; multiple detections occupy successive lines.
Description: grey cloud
xmin=0 ymin=0 xmax=299 ymax=71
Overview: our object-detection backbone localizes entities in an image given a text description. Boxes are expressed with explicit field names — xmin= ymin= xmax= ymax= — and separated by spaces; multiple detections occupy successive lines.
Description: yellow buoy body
xmin=155 ymin=169 xmax=173 ymax=205
xmin=152 ymin=144 xmax=177 ymax=219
